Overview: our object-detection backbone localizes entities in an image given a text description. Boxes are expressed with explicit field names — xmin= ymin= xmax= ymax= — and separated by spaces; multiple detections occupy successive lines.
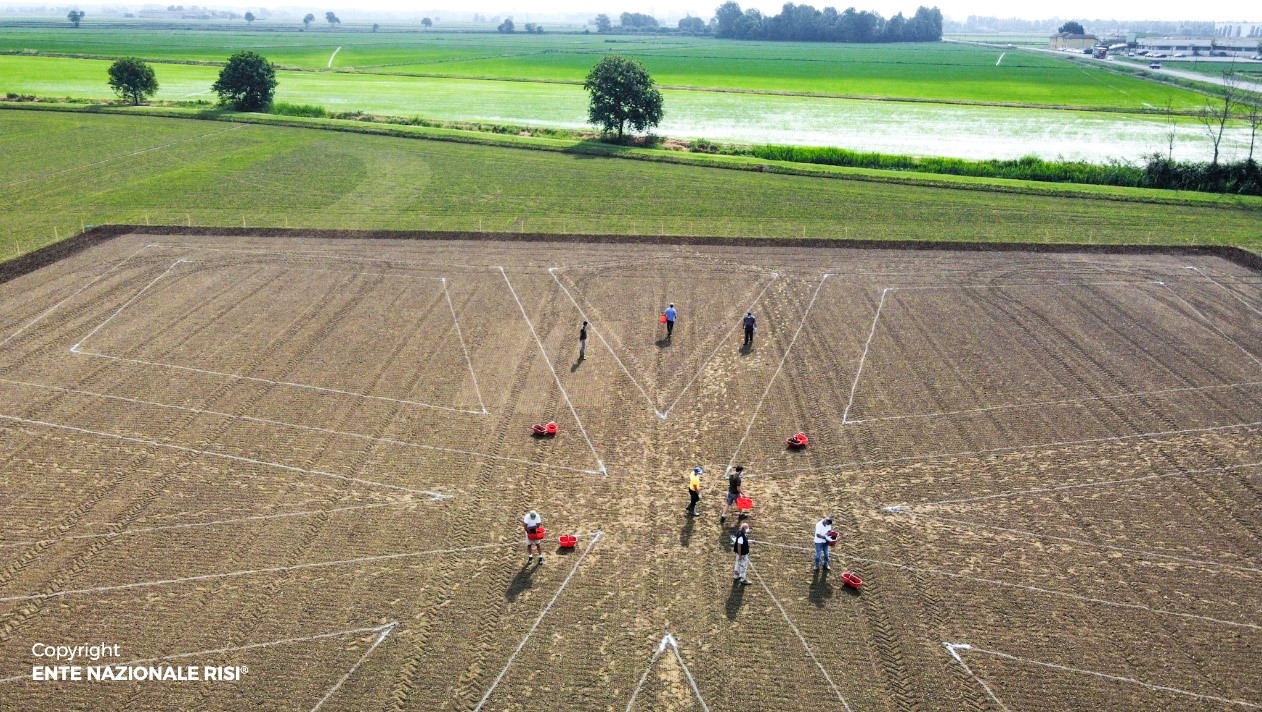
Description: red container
xmin=735 ymin=496 xmax=753 ymax=511
xmin=559 ymin=535 xmax=578 ymax=548
xmin=826 ymin=530 xmax=839 ymax=547
xmin=545 ymin=422 xmax=558 ymax=435
xmin=660 ymin=314 xmax=668 ymax=324
xmin=841 ymin=571 xmax=862 ymax=589
xmin=527 ymin=526 xmax=547 ymax=541
xmin=786 ymin=433 xmax=809 ymax=448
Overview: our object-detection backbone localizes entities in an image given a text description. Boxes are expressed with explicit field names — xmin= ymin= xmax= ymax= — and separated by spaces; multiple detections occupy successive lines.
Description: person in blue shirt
xmin=664 ymin=304 xmax=677 ymax=339
xmin=742 ymin=311 xmax=756 ymax=346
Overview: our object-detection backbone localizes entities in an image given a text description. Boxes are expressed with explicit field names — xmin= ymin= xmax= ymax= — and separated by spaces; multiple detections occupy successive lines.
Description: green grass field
xmin=2 ymin=109 xmax=1258 ymax=260
xmin=0 ymin=25 xmax=1213 ymax=109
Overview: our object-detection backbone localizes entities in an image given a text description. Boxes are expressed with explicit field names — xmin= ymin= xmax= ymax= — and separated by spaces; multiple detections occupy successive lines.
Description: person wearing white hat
xmin=523 ymin=510 xmax=544 ymax=564
xmin=685 ymin=466 xmax=702 ymax=517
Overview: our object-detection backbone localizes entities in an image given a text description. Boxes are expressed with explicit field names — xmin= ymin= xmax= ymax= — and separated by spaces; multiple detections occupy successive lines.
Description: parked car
xmin=1149 ymin=62 xmax=1162 ymax=69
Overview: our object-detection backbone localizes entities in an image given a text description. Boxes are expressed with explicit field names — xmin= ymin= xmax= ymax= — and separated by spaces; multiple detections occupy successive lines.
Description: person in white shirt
xmin=732 ymin=522 xmax=751 ymax=585
xmin=523 ymin=510 xmax=544 ymax=564
xmin=813 ymin=517 xmax=834 ymax=571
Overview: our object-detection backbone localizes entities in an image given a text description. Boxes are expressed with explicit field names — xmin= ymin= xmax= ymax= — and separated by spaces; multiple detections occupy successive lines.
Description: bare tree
xmin=1163 ymin=99 xmax=1177 ymax=160
xmin=1238 ymin=95 xmax=1262 ymax=163
xmin=1197 ymin=70 xmax=1241 ymax=166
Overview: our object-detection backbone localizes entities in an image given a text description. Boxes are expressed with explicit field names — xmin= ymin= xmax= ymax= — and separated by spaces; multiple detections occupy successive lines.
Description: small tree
xmin=421 ymin=17 xmax=432 ymax=28
xmin=497 ymin=18 xmax=514 ymax=33
xmin=524 ymin=22 xmax=537 ymax=33
xmin=302 ymin=13 xmax=314 ymax=28
xmin=244 ymin=11 xmax=255 ymax=24
xmin=1058 ymin=20 xmax=1085 ymax=35
xmin=325 ymin=11 xmax=340 ymax=27
xmin=678 ymin=16 xmax=706 ymax=33
xmin=1198 ymin=71 xmax=1241 ymax=165
xmin=593 ymin=13 xmax=611 ymax=33
xmin=107 ymin=57 xmax=158 ymax=105
xmin=67 ymin=9 xmax=84 ymax=27
xmin=212 ymin=51 xmax=277 ymax=112
xmin=372 ymin=22 xmax=380 ymax=32
xmin=583 ymin=55 xmax=663 ymax=139
xmin=1239 ymin=96 xmax=1262 ymax=163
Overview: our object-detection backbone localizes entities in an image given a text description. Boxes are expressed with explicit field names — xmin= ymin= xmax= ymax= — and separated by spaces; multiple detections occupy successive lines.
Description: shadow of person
xmin=808 ymin=568 xmax=834 ymax=608
xmin=725 ymin=578 xmax=746 ymax=620
xmin=506 ymin=561 xmax=534 ymax=602
xmin=570 ymin=358 xmax=582 ymax=373
xmin=655 ymin=337 xmax=672 ymax=348
xmin=679 ymin=516 xmax=695 ymax=548
xmin=739 ymin=341 xmax=753 ymax=356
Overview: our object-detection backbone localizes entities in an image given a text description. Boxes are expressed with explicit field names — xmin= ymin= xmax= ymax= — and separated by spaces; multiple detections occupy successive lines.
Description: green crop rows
xmin=2 ymin=109 xmax=1258 ymax=260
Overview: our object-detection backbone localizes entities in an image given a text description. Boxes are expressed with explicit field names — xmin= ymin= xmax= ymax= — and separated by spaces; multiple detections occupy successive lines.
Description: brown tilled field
xmin=0 ymin=231 xmax=1259 ymax=711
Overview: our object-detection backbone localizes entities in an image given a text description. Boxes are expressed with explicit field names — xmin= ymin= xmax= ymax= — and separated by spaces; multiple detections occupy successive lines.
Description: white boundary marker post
xmin=499 ymin=267 xmax=606 ymax=475
xmin=473 ymin=531 xmax=604 ymax=711
xmin=0 ymin=542 xmax=516 ymax=604
xmin=624 ymin=633 xmax=711 ymax=712
xmin=0 ymin=412 xmax=452 ymax=499
xmin=0 ymin=622 xmax=399 ymax=685
xmin=0 ymin=377 xmax=601 ymax=475
xmin=750 ymin=563 xmax=853 ymax=711
xmin=841 ymin=286 xmax=889 ymax=424
xmin=752 ymin=539 xmax=1260 ymax=631
xmin=1186 ymin=265 xmax=1262 ymax=317
xmin=441 ymin=277 xmax=488 ymax=414
xmin=0 ymin=243 xmax=154 ymax=349
xmin=945 ymin=641 xmax=1262 ymax=709
xmin=310 ymin=622 xmax=396 ymax=712
xmin=726 ymin=273 xmax=832 ymax=470
xmin=751 ymin=419 xmax=1262 ymax=480
xmin=885 ymin=508 xmax=1262 ymax=575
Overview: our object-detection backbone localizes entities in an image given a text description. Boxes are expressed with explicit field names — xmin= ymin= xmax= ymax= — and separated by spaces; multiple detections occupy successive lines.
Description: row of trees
xmin=497 ymin=19 xmax=545 ymax=33
xmin=714 ymin=2 xmax=942 ymax=42
xmin=106 ymin=52 xmax=276 ymax=110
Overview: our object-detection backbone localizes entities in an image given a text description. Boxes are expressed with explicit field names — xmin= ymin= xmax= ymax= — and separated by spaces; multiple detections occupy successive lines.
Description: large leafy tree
xmin=66 ymin=9 xmax=84 ymax=27
xmin=302 ymin=13 xmax=314 ymax=28
xmin=107 ymin=57 xmax=158 ymax=105
xmin=1058 ymin=20 xmax=1085 ymax=34
xmin=212 ymin=51 xmax=277 ymax=111
xmin=325 ymin=11 xmax=340 ymax=27
xmin=583 ymin=55 xmax=663 ymax=139
xmin=244 ymin=11 xmax=255 ymax=24
xmin=593 ymin=13 xmax=612 ymax=32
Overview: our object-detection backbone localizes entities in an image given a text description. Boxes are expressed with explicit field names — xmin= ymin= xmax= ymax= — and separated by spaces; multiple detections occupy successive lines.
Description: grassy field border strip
xmin=68 ymin=258 xmax=489 ymax=415
xmin=6 ymin=104 xmax=1259 ymax=211
xmin=944 ymin=642 xmax=1262 ymax=709
xmin=624 ymin=633 xmax=711 ymax=712
xmin=0 ymin=376 xmax=600 ymax=475
xmin=0 ymin=411 xmax=451 ymax=498
xmin=752 ymin=420 xmax=1262 ymax=480
xmin=754 ymin=539 xmax=1260 ymax=631
xmin=472 ymin=530 xmax=605 ymax=711
xmin=499 ymin=266 xmax=606 ymax=475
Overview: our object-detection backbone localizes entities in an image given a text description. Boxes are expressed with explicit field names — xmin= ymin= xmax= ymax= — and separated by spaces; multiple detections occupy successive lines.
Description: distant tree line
xmin=713 ymin=3 xmax=942 ymax=42
xmin=944 ymin=15 xmax=1214 ymax=36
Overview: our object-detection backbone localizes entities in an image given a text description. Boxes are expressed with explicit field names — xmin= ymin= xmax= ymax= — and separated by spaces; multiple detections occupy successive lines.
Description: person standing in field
xmin=813 ymin=517 xmax=834 ymax=572
xmin=578 ymin=320 xmax=588 ymax=360
xmin=685 ymin=466 xmax=702 ymax=517
xmin=523 ymin=510 xmax=545 ymax=564
xmin=664 ymin=303 xmax=677 ymax=340
xmin=719 ymin=465 xmax=744 ymax=524
xmin=742 ymin=311 xmax=756 ymax=347
xmin=732 ymin=522 xmax=751 ymax=585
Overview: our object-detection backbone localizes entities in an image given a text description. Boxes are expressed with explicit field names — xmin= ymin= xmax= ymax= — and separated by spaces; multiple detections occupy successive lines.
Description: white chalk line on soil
xmin=1186 ymin=265 xmax=1262 ymax=317
xmin=624 ymin=633 xmax=711 ymax=712
xmin=0 ymin=501 xmax=415 ymax=550
xmin=0 ymin=377 xmax=600 ymax=475
xmin=726 ymin=273 xmax=832 ymax=470
xmin=945 ymin=642 xmax=1262 ymax=709
xmin=754 ymin=539 xmax=1260 ymax=631
xmin=887 ymin=509 xmax=1262 ymax=575
xmin=153 ymin=242 xmax=498 ymax=273
xmin=441 ymin=277 xmax=489 ymax=414
xmin=943 ymin=643 xmax=1011 ymax=711
xmin=751 ymin=563 xmax=853 ymax=711
xmin=0 ymin=411 xmax=451 ymax=499
xmin=752 ymin=419 xmax=1262 ymax=479
xmin=0 ymin=622 xmax=399 ymax=685
xmin=69 ymin=258 xmax=188 ymax=352
xmin=0 ymin=243 xmax=154 ymax=350
xmin=892 ymin=460 xmax=1262 ymax=509
xmin=499 ymin=267 xmax=606 ymax=474
xmin=841 ymin=286 xmax=888 ymax=424
xmin=0 ymin=542 xmax=516 ymax=604
xmin=473 ymin=531 xmax=604 ymax=711
xmin=844 ymin=379 xmax=1262 ymax=425
xmin=311 ymin=621 xmax=396 ymax=712
xmin=1158 ymin=281 xmax=1262 ymax=371
xmin=326 ymin=46 xmax=341 ymax=68
xmin=548 ymin=267 xmax=660 ymax=417
xmin=0 ymin=124 xmax=248 ymax=191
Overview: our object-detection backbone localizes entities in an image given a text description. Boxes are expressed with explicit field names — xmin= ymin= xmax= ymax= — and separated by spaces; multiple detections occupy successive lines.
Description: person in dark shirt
xmin=578 ymin=321 xmax=588 ymax=360
xmin=742 ymin=311 xmax=756 ymax=346
xmin=732 ymin=522 xmax=751 ymax=584
xmin=720 ymin=465 xmax=744 ymax=523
